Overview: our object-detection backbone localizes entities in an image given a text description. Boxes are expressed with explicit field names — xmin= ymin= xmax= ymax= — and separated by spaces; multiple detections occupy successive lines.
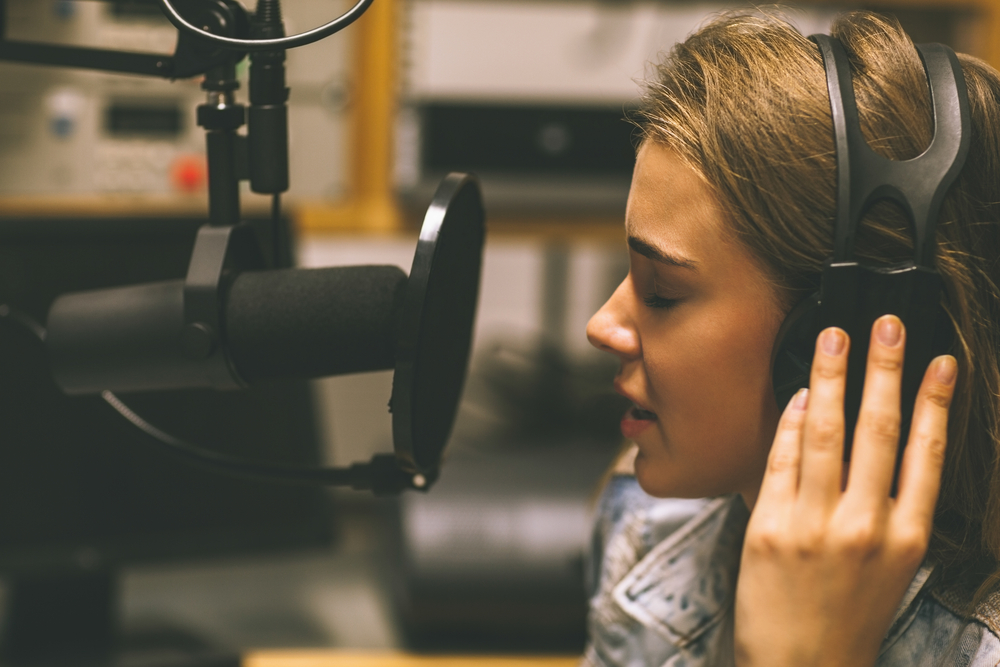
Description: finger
xmin=846 ymin=315 xmax=906 ymax=500
xmin=799 ymin=327 xmax=850 ymax=509
xmin=895 ymin=355 xmax=956 ymax=530
xmin=756 ymin=388 xmax=809 ymax=508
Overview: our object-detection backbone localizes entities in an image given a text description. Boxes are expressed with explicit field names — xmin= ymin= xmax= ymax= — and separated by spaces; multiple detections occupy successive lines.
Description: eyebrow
xmin=627 ymin=236 xmax=698 ymax=270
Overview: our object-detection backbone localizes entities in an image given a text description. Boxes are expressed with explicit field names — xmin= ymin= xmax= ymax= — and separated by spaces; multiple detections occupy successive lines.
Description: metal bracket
xmin=181 ymin=224 xmax=265 ymax=390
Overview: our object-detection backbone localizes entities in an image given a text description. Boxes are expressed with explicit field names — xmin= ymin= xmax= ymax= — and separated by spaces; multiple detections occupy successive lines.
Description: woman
xmin=584 ymin=11 xmax=1000 ymax=667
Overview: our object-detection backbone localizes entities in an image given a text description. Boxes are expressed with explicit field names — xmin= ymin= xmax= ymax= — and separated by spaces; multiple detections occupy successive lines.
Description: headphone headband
xmin=810 ymin=34 xmax=971 ymax=267
xmin=771 ymin=34 xmax=970 ymax=462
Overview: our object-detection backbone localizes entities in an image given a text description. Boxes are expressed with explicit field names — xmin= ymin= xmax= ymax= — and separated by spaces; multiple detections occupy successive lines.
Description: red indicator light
xmin=171 ymin=155 xmax=207 ymax=193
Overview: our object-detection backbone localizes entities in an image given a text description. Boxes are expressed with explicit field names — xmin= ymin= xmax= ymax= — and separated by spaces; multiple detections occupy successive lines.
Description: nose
xmin=586 ymin=275 xmax=640 ymax=361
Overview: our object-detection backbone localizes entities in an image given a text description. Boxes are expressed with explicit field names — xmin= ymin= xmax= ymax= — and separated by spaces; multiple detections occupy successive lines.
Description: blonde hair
xmin=636 ymin=11 xmax=1000 ymax=594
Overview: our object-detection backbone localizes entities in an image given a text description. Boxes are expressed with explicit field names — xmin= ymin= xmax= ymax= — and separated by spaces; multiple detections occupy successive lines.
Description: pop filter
xmin=392 ymin=173 xmax=485 ymax=475
xmin=43 ymin=173 xmax=485 ymax=492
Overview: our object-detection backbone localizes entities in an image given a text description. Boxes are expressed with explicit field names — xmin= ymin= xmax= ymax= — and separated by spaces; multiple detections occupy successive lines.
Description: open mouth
xmin=621 ymin=404 xmax=657 ymax=439
xmin=629 ymin=405 xmax=657 ymax=421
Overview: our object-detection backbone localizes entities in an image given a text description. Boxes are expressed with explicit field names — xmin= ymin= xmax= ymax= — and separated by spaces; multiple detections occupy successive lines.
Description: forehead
xmin=625 ymin=141 xmax=762 ymax=279
xmin=624 ymin=142 xmax=735 ymax=261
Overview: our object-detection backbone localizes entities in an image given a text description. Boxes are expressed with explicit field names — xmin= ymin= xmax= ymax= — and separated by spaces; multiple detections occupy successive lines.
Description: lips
xmin=621 ymin=403 xmax=657 ymax=439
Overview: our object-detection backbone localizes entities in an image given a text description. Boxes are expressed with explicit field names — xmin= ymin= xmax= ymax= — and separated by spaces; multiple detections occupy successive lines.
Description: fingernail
xmin=876 ymin=316 xmax=902 ymax=347
xmin=791 ymin=387 xmax=809 ymax=411
xmin=935 ymin=355 xmax=957 ymax=384
xmin=821 ymin=328 xmax=846 ymax=356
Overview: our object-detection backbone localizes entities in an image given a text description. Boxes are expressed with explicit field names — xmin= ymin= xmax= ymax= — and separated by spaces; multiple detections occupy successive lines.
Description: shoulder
xmin=934 ymin=579 xmax=1000 ymax=639
xmin=879 ymin=578 xmax=1000 ymax=667
xmin=934 ymin=580 xmax=1000 ymax=666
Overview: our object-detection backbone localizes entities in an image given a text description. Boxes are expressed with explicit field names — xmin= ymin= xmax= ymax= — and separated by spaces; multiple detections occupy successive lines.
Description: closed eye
xmin=643 ymin=293 xmax=680 ymax=309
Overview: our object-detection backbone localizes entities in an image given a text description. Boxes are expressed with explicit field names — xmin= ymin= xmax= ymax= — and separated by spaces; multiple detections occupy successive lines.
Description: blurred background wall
xmin=2 ymin=0 xmax=990 ymax=460
xmin=0 ymin=0 xmax=994 ymax=655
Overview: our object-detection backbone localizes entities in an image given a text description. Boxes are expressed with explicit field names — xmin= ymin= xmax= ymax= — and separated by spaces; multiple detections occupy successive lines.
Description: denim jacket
xmin=583 ymin=475 xmax=1000 ymax=667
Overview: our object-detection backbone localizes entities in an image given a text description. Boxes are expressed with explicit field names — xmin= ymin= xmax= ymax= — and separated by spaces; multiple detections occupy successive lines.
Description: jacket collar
xmin=880 ymin=561 xmax=936 ymax=655
xmin=611 ymin=494 xmax=935 ymax=652
xmin=612 ymin=496 xmax=749 ymax=648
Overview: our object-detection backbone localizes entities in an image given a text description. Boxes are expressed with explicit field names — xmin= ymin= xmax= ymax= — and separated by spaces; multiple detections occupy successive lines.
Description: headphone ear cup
xmin=771 ymin=293 xmax=821 ymax=410
xmin=931 ymin=304 xmax=955 ymax=358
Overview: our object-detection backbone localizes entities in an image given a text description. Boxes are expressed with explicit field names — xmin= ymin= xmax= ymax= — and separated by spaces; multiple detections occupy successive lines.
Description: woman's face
xmin=587 ymin=142 xmax=787 ymax=502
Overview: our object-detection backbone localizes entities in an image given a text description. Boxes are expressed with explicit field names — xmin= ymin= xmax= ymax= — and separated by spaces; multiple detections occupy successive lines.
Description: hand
xmin=734 ymin=315 xmax=957 ymax=667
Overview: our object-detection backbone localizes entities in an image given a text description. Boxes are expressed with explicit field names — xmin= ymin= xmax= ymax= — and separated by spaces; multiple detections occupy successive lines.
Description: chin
xmin=633 ymin=450 xmax=739 ymax=499
xmin=633 ymin=452 xmax=684 ymax=498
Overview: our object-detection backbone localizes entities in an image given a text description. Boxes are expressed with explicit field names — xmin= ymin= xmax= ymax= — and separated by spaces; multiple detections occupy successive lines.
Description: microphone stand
xmin=181 ymin=54 xmax=263 ymax=391
xmin=248 ymin=0 xmax=291 ymax=266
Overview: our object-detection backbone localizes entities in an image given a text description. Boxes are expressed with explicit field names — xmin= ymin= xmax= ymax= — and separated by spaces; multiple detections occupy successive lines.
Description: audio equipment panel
xmin=0 ymin=0 xmax=350 ymax=200
xmin=396 ymin=0 xmax=839 ymax=214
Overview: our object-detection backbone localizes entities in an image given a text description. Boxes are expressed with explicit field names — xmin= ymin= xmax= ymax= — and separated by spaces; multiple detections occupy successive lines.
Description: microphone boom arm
xmin=0 ymin=0 xmax=250 ymax=79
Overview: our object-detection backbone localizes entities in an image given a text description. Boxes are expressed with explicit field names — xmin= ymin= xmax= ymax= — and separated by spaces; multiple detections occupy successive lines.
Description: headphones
xmin=770 ymin=34 xmax=971 ymax=460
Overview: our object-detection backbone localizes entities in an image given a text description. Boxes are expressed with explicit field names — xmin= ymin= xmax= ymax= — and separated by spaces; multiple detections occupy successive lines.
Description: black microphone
xmin=227 ymin=265 xmax=406 ymax=381
xmin=47 ymin=265 xmax=407 ymax=394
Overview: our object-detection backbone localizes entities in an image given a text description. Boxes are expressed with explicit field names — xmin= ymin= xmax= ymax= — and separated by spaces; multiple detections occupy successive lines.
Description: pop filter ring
xmin=391 ymin=173 xmax=486 ymax=475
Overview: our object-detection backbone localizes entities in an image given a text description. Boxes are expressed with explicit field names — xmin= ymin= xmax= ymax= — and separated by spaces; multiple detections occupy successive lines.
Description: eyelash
xmin=643 ymin=293 xmax=680 ymax=309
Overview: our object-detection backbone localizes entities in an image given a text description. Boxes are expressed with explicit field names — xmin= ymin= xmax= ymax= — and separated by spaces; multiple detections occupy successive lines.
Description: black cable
xmin=101 ymin=390 xmax=352 ymax=486
xmin=0 ymin=305 xmax=47 ymax=342
xmin=272 ymin=192 xmax=282 ymax=267
xmin=157 ymin=0 xmax=376 ymax=52
xmin=101 ymin=390 xmax=418 ymax=492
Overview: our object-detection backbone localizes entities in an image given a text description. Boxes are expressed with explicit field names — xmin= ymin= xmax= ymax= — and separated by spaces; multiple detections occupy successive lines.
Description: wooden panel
xmin=244 ymin=652 xmax=581 ymax=667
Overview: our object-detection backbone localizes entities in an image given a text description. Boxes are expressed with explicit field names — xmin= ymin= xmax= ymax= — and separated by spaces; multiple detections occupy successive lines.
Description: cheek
xmin=642 ymin=300 xmax=784 ymax=478
xmin=711 ymin=305 xmax=782 ymax=401
xmin=647 ymin=305 xmax=778 ymax=411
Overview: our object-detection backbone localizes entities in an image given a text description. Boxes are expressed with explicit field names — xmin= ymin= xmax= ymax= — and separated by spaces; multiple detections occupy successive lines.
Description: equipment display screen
xmin=105 ymin=104 xmax=184 ymax=138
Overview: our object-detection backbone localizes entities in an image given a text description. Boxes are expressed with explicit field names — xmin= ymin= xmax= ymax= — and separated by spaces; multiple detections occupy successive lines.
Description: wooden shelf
xmin=482 ymin=217 xmax=624 ymax=243
xmin=0 ymin=193 xmax=272 ymax=219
